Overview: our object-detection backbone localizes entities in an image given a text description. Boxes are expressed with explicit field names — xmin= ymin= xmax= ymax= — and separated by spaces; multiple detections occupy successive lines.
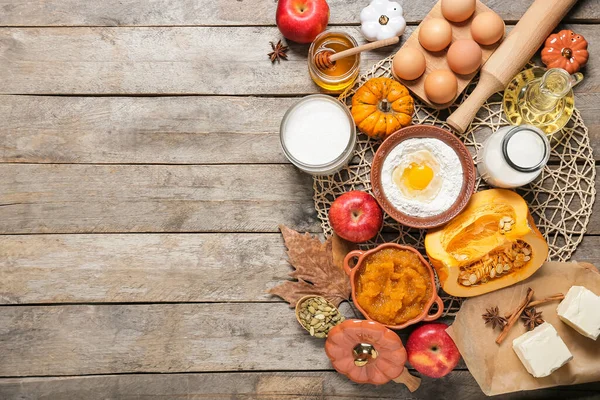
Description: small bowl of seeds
xmin=295 ymin=295 xmax=345 ymax=338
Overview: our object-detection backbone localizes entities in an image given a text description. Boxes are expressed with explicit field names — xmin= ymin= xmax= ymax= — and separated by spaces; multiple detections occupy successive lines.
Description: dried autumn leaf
xmin=331 ymin=233 xmax=358 ymax=270
xmin=269 ymin=225 xmax=352 ymax=307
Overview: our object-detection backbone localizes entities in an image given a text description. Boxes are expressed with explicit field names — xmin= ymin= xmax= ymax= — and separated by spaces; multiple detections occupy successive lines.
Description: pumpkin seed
xmin=459 ymin=240 xmax=533 ymax=287
xmin=297 ymin=296 xmax=344 ymax=338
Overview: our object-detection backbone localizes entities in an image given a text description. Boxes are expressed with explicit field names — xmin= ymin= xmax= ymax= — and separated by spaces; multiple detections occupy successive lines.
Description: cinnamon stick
xmin=496 ymin=288 xmax=534 ymax=345
xmin=504 ymin=293 xmax=564 ymax=319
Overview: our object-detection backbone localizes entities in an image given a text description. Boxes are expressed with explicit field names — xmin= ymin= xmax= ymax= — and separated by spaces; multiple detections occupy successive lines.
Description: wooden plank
xmin=573 ymin=236 xmax=600 ymax=266
xmin=0 ymin=164 xmax=317 ymax=234
xmin=0 ymin=233 xmax=291 ymax=304
xmin=0 ymin=24 xmax=596 ymax=95
xmin=0 ymin=303 xmax=461 ymax=376
xmin=0 ymin=0 xmax=597 ymax=26
xmin=0 ymin=26 xmax=396 ymax=95
xmin=1 ymin=163 xmax=598 ymax=234
xmin=1 ymin=372 xmax=599 ymax=400
xmin=1 ymin=92 xmax=599 ymax=164
xmin=0 ymin=96 xmax=291 ymax=164
xmin=1 ymin=233 xmax=599 ymax=305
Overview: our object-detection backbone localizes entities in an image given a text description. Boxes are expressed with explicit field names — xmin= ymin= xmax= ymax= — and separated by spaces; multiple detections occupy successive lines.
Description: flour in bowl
xmin=380 ymin=138 xmax=463 ymax=217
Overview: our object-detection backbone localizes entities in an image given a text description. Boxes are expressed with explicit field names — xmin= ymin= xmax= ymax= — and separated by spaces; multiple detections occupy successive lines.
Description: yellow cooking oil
xmin=503 ymin=67 xmax=582 ymax=135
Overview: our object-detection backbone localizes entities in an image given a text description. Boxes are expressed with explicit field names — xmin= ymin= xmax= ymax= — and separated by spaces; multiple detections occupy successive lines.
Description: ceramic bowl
xmin=343 ymin=243 xmax=443 ymax=330
xmin=370 ymin=124 xmax=476 ymax=229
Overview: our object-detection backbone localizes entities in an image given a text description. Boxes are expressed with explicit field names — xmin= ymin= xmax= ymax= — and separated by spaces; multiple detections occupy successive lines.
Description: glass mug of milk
xmin=477 ymin=125 xmax=550 ymax=188
xmin=280 ymin=95 xmax=356 ymax=175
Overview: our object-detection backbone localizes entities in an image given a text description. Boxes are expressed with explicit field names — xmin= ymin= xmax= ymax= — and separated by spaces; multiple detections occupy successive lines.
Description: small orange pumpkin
xmin=351 ymin=77 xmax=414 ymax=140
xmin=541 ymin=30 xmax=589 ymax=74
xmin=325 ymin=319 xmax=407 ymax=385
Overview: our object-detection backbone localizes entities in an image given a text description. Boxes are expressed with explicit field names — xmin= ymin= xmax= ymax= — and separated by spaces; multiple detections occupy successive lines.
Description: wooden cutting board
xmin=394 ymin=0 xmax=503 ymax=109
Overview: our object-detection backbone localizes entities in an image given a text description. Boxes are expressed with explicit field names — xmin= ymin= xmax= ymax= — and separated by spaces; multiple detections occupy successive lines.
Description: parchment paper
xmin=446 ymin=262 xmax=600 ymax=396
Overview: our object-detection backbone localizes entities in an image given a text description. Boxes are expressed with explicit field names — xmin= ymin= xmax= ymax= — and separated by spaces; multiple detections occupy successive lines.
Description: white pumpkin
xmin=360 ymin=0 xmax=406 ymax=41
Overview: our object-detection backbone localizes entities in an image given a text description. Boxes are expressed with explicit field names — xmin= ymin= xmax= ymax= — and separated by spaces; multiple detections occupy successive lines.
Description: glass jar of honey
xmin=308 ymin=31 xmax=360 ymax=93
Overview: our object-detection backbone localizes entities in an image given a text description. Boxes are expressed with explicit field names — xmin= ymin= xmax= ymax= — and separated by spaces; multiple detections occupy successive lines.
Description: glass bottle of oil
xmin=308 ymin=31 xmax=360 ymax=93
xmin=503 ymin=67 xmax=583 ymax=135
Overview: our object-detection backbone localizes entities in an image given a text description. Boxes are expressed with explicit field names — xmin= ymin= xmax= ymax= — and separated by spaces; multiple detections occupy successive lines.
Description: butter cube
xmin=513 ymin=322 xmax=573 ymax=378
xmin=557 ymin=285 xmax=600 ymax=340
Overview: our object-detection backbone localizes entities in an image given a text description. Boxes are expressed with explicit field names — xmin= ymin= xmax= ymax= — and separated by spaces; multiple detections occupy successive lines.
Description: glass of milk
xmin=280 ymin=95 xmax=356 ymax=175
xmin=477 ymin=125 xmax=550 ymax=188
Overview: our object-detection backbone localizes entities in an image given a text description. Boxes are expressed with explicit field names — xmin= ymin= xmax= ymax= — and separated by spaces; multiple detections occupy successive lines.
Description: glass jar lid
xmin=280 ymin=94 xmax=356 ymax=175
xmin=502 ymin=125 xmax=550 ymax=173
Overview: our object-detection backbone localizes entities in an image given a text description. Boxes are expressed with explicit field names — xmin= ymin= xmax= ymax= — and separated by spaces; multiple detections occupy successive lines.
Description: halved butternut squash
xmin=425 ymin=189 xmax=548 ymax=297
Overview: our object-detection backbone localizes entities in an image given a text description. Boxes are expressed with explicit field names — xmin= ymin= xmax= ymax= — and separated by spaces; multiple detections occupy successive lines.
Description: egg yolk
xmin=394 ymin=162 xmax=434 ymax=191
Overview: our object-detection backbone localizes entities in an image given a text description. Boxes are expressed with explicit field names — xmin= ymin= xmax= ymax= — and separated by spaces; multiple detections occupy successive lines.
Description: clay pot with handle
xmin=343 ymin=243 xmax=444 ymax=330
xmin=325 ymin=319 xmax=421 ymax=391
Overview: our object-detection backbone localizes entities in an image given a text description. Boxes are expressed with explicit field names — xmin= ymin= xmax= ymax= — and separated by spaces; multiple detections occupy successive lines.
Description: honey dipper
xmin=314 ymin=36 xmax=400 ymax=70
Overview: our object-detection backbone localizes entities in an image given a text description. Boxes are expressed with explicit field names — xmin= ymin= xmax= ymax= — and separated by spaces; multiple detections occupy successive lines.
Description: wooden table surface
xmin=1 ymin=1 xmax=600 ymax=398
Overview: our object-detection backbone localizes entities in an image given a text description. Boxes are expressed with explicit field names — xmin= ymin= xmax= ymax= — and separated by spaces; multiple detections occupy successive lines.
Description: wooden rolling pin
xmin=446 ymin=0 xmax=578 ymax=134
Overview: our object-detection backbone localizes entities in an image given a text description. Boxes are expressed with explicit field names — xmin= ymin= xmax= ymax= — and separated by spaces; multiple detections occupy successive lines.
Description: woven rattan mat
xmin=313 ymin=58 xmax=596 ymax=316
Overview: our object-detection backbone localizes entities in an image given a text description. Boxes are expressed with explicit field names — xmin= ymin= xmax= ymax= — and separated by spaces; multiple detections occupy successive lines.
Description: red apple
xmin=329 ymin=191 xmax=383 ymax=243
xmin=406 ymin=323 xmax=461 ymax=378
xmin=276 ymin=0 xmax=330 ymax=44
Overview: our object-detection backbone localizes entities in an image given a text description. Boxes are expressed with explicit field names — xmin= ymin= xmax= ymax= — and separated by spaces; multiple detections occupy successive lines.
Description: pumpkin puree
xmin=356 ymin=248 xmax=432 ymax=325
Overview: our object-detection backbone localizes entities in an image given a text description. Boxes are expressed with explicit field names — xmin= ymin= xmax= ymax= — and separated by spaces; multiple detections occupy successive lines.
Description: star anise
xmin=482 ymin=306 xmax=507 ymax=330
xmin=521 ymin=307 xmax=544 ymax=331
xmin=268 ymin=40 xmax=289 ymax=63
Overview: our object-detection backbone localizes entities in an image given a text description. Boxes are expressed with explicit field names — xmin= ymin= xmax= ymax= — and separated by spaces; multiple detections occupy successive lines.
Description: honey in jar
xmin=308 ymin=31 xmax=360 ymax=93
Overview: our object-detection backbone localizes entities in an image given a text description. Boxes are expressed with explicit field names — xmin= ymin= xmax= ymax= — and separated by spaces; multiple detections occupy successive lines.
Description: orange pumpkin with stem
xmin=541 ymin=30 xmax=589 ymax=74
xmin=351 ymin=77 xmax=414 ymax=140
xmin=325 ymin=319 xmax=421 ymax=391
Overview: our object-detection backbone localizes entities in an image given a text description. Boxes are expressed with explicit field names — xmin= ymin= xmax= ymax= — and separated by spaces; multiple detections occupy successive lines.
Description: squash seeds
xmin=459 ymin=240 xmax=532 ymax=287
xmin=297 ymin=296 xmax=344 ymax=338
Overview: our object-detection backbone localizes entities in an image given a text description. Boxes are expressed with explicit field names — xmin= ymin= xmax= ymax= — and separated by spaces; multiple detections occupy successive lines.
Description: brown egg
xmin=447 ymin=39 xmax=482 ymax=75
xmin=471 ymin=12 xmax=505 ymax=45
xmin=424 ymin=70 xmax=458 ymax=104
xmin=393 ymin=48 xmax=426 ymax=81
xmin=418 ymin=18 xmax=453 ymax=52
xmin=441 ymin=0 xmax=476 ymax=22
